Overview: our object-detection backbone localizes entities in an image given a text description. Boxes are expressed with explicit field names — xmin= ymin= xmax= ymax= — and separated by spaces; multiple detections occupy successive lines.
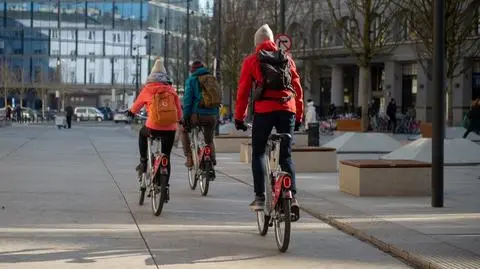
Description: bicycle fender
xmin=282 ymin=190 xmax=293 ymax=199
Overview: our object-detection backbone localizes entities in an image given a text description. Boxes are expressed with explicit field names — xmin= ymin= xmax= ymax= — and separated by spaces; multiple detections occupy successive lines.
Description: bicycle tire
xmin=256 ymin=211 xmax=269 ymax=236
xmin=139 ymin=186 xmax=146 ymax=206
xmin=199 ymin=173 xmax=209 ymax=196
xmin=152 ymin=174 xmax=168 ymax=216
xmin=188 ymin=168 xmax=197 ymax=190
xmin=274 ymin=198 xmax=291 ymax=252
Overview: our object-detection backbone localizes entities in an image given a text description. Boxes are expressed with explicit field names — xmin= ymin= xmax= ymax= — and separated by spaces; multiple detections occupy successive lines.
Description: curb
xmin=216 ymin=168 xmax=436 ymax=269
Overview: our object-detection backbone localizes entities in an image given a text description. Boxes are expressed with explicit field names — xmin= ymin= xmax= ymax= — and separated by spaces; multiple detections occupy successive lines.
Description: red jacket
xmin=130 ymin=82 xmax=182 ymax=131
xmin=234 ymin=40 xmax=304 ymax=122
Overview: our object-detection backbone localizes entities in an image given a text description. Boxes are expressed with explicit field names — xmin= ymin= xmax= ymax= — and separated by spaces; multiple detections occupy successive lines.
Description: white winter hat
xmin=150 ymin=58 xmax=166 ymax=74
xmin=254 ymin=24 xmax=274 ymax=47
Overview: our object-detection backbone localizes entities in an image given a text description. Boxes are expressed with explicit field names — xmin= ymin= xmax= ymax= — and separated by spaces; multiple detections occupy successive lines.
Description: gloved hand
xmin=125 ymin=110 xmax=135 ymax=118
xmin=294 ymin=121 xmax=301 ymax=132
xmin=183 ymin=116 xmax=191 ymax=132
xmin=235 ymin=119 xmax=248 ymax=131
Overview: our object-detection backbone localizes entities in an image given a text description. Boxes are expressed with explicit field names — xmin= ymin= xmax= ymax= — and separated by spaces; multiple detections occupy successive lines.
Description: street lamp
xmin=432 ymin=0 xmax=445 ymax=207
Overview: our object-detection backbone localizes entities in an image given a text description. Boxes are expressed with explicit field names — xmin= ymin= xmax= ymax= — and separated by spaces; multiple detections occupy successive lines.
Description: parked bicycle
xmin=256 ymin=133 xmax=296 ymax=252
xmin=138 ymin=136 xmax=170 ymax=216
xmin=187 ymin=125 xmax=215 ymax=196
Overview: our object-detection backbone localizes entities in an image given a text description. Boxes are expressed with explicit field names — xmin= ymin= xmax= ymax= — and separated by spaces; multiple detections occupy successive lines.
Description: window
xmin=89 ymin=52 xmax=95 ymax=62
xmin=117 ymin=33 xmax=121 ymax=43
xmin=34 ymin=49 xmax=42 ymax=54
xmin=52 ymin=50 xmax=60 ymax=55
xmin=113 ymin=72 xmax=119 ymax=83
xmin=52 ymin=30 xmax=59 ymax=39
xmin=88 ymin=31 xmax=95 ymax=40
xmin=89 ymin=72 xmax=95 ymax=83
xmin=70 ymin=71 xmax=76 ymax=83
xmin=113 ymin=33 xmax=117 ymax=42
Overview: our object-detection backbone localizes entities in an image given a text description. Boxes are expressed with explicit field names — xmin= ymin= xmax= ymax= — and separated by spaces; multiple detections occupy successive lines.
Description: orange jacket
xmin=130 ymin=82 xmax=182 ymax=131
xmin=234 ymin=40 xmax=304 ymax=122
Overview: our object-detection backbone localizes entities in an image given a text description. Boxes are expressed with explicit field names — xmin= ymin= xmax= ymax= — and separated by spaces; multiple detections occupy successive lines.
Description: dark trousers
xmin=390 ymin=118 xmax=397 ymax=133
xmin=139 ymin=125 xmax=176 ymax=180
xmin=463 ymin=129 xmax=473 ymax=138
xmin=251 ymin=110 xmax=296 ymax=196
xmin=181 ymin=114 xmax=217 ymax=159
xmin=66 ymin=116 xmax=72 ymax=128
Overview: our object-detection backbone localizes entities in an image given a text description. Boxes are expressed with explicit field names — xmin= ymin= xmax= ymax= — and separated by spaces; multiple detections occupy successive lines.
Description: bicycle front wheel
xmin=256 ymin=210 xmax=269 ymax=236
xmin=274 ymin=198 xmax=291 ymax=252
xmin=188 ymin=168 xmax=197 ymax=190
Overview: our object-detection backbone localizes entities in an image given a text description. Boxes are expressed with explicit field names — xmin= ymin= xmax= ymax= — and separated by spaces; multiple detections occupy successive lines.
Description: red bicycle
xmin=138 ymin=136 xmax=170 ymax=216
xmin=256 ymin=133 xmax=295 ymax=252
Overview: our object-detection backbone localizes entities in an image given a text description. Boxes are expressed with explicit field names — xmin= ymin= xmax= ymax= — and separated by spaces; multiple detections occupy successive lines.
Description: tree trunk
xmin=446 ymin=78 xmax=454 ymax=126
xmin=359 ymin=65 xmax=371 ymax=132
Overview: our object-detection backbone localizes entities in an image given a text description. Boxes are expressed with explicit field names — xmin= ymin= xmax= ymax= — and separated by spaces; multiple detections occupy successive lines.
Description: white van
xmin=74 ymin=107 xmax=104 ymax=122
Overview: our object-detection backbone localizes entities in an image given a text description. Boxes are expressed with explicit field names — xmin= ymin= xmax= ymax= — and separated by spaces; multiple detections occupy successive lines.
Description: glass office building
xmin=1 ymin=0 xmax=205 ymax=109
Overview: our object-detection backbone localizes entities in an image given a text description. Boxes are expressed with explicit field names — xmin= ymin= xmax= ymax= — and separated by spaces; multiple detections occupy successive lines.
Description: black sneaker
xmin=249 ymin=195 xmax=265 ymax=211
xmin=291 ymin=197 xmax=300 ymax=222
xmin=135 ymin=162 xmax=146 ymax=178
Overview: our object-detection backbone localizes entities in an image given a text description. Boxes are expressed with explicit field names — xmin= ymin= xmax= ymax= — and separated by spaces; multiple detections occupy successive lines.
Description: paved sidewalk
xmin=214 ymin=152 xmax=480 ymax=269
xmin=0 ymin=125 xmax=411 ymax=268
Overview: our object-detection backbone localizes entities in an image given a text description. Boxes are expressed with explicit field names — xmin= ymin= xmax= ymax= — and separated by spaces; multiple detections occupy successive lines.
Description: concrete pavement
xmin=216 ymin=152 xmax=480 ymax=269
xmin=0 ymin=125 xmax=411 ymax=268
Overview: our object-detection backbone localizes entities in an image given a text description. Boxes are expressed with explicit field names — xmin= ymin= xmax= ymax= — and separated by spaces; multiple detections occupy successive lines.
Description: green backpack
xmin=197 ymin=74 xmax=221 ymax=108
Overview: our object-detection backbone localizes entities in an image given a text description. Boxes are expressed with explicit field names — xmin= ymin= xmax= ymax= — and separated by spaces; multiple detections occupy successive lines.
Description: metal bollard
xmin=307 ymin=122 xmax=320 ymax=147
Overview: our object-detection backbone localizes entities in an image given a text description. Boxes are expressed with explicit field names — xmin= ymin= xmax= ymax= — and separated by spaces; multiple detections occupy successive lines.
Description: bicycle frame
xmin=265 ymin=138 xmax=293 ymax=216
xmin=190 ymin=126 xmax=213 ymax=171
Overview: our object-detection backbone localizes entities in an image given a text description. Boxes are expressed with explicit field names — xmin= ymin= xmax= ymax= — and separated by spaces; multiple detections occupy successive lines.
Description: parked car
xmin=113 ymin=110 xmax=131 ymax=124
xmin=97 ymin=107 xmax=113 ymax=120
xmin=74 ymin=107 xmax=104 ymax=122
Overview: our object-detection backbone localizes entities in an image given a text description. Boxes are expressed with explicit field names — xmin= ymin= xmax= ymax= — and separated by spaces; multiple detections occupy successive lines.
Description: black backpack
xmin=256 ymin=50 xmax=294 ymax=101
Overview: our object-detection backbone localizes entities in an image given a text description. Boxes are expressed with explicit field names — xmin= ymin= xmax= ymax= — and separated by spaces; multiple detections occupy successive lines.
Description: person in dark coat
xmin=463 ymin=98 xmax=480 ymax=138
xmin=386 ymin=99 xmax=397 ymax=133
xmin=65 ymin=106 xmax=74 ymax=129
xmin=15 ymin=106 xmax=22 ymax=122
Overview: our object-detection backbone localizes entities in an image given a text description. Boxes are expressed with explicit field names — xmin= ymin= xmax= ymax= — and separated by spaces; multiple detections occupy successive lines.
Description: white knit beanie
xmin=150 ymin=58 xmax=167 ymax=74
xmin=254 ymin=24 xmax=274 ymax=47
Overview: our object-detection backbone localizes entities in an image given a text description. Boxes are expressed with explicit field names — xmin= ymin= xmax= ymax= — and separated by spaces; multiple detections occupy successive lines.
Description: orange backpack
xmin=149 ymin=90 xmax=178 ymax=126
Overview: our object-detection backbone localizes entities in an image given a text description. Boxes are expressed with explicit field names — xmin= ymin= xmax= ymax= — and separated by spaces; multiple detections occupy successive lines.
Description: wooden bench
xmin=420 ymin=122 xmax=432 ymax=138
xmin=214 ymin=135 xmax=250 ymax=153
xmin=240 ymin=143 xmax=337 ymax=172
xmin=336 ymin=119 xmax=362 ymax=132
xmin=240 ymin=141 xmax=252 ymax=163
xmin=293 ymin=132 xmax=308 ymax=146
xmin=339 ymin=159 xmax=432 ymax=196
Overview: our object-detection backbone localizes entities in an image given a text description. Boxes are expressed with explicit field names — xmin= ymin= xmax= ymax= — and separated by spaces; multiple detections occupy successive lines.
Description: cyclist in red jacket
xmin=234 ymin=24 xmax=303 ymax=220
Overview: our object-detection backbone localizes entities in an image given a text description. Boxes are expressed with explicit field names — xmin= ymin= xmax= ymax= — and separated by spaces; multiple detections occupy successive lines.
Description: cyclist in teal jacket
xmin=181 ymin=61 xmax=219 ymax=167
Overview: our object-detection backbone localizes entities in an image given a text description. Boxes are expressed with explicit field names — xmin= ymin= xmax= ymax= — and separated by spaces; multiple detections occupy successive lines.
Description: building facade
xmin=1 ymin=0 xmax=206 ymax=110
xmin=224 ymin=0 xmax=480 ymax=125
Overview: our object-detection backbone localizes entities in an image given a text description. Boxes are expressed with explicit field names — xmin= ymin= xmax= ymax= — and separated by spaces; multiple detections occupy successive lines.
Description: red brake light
xmin=204 ymin=146 xmax=211 ymax=156
xmin=161 ymin=157 xmax=168 ymax=167
xmin=283 ymin=176 xmax=292 ymax=189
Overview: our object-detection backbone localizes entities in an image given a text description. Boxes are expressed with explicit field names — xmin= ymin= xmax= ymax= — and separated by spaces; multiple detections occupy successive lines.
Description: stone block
xmin=214 ymin=135 xmax=250 ymax=153
xmin=339 ymin=159 xmax=432 ymax=196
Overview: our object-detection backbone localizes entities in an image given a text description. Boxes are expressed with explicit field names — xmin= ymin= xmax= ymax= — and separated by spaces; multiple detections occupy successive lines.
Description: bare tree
xmin=325 ymin=0 xmax=405 ymax=131
xmin=400 ymin=0 xmax=480 ymax=125
xmin=0 ymin=61 xmax=14 ymax=107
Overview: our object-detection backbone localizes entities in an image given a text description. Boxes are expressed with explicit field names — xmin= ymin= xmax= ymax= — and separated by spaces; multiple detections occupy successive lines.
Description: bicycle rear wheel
xmin=152 ymin=174 xmax=168 ymax=216
xmin=199 ymin=172 xmax=209 ymax=196
xmin=274 ymin=198 xmax=291 ymax=252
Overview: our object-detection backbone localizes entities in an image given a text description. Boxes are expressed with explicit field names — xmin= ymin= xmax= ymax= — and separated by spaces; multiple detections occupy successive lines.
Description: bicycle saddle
xmin=269 ymin=133 xmax=292 ymax=141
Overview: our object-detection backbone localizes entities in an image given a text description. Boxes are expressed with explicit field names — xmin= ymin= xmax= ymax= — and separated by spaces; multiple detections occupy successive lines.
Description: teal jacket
xmin=183 ymin=67 xmax=219 ymax=117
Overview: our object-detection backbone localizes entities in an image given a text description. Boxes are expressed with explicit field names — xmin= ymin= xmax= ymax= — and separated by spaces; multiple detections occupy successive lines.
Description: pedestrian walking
xmin=463 ymin=98 xmax=480 ymax=138
xmin=65 ymin=105 xmax=73 ymax=129
xmin=387 ymin=99 xmax=397 ymax=133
